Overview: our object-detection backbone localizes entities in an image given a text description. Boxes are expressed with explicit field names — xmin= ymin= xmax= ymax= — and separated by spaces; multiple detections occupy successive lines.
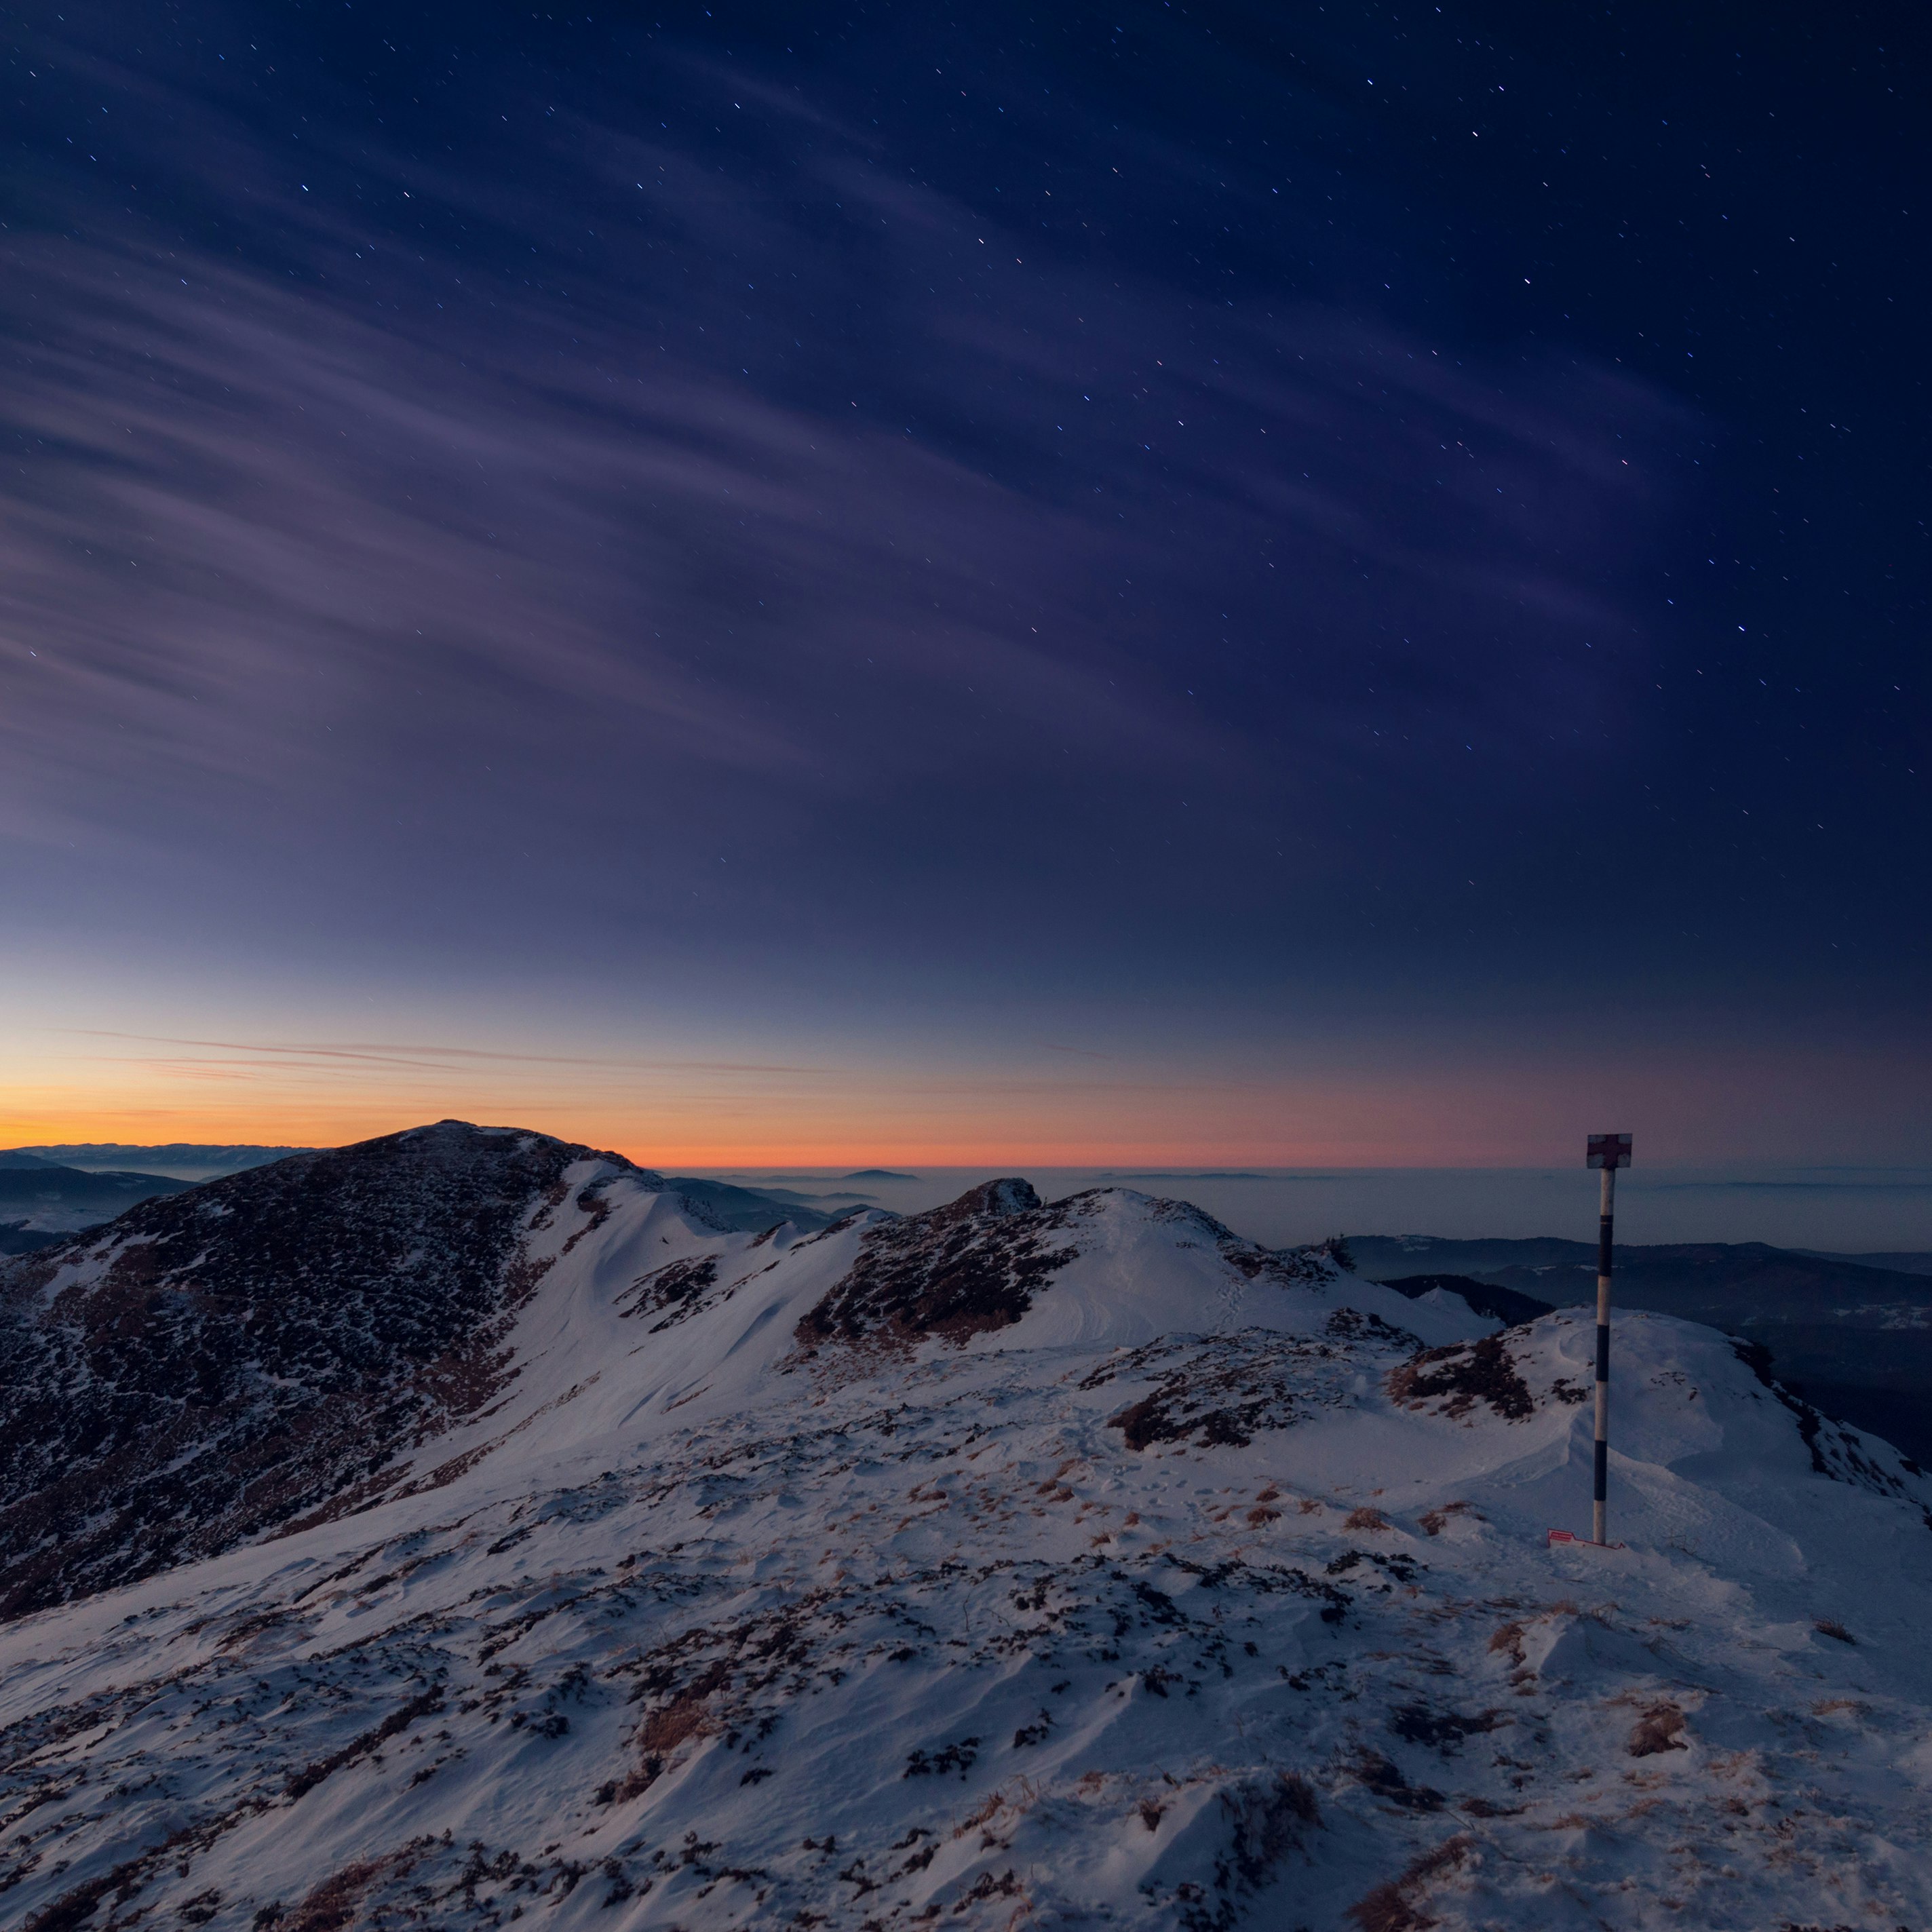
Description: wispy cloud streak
xmin=1 ymin=6 xmax=1703 ymax=1017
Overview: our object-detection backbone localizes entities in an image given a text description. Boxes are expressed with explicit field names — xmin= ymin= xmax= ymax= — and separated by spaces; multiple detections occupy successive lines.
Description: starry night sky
xmin=2 ymin=3 xmax=1927 ymax=1161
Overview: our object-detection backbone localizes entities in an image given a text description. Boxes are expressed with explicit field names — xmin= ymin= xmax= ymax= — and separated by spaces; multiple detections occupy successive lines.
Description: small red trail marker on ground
xmin=1547 ymin=1133 xmax=1631 ymax=1551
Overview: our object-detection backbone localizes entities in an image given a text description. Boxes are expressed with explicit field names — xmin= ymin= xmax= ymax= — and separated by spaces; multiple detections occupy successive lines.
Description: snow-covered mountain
xmin=3 ymin=1122 xmax=1929 ymax=1930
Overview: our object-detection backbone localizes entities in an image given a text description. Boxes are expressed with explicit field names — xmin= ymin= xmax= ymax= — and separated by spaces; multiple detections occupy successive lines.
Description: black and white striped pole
xmin=1586 ymin=1132 xmax=1631 ymax=1545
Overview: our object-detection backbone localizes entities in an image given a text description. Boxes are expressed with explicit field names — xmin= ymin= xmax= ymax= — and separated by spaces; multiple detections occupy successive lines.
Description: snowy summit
xmin=1 ymin=1121 xmax=1929 ymax=1929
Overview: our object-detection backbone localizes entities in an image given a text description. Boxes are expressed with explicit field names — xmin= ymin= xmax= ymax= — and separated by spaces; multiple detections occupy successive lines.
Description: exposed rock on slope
xmin=795 ymin=1178 xmax=1076 ymax=1350
xmin=798 ymin=1180 xmax=1385 ymax=1361
xmin=1082 ymin=1319 xmax=1414 ymax=1450
xmin=0 ymin=1121 xmax=638 ymax=1617
xmin=2 ymin=1131 xmax=1930 ymax=1932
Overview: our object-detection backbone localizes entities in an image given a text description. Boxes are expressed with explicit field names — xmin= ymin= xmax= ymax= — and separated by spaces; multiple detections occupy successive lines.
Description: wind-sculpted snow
xmin=2 ymin=1137 xmax=1931 ymax=1930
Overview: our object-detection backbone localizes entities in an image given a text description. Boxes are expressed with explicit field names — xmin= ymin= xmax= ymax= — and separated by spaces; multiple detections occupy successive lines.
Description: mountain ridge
xmin=0 ymin=1121 xmax=627 ymax=1617
xmin=2 ymin=1125 xmax=1929 ymax=1929
xmin=2 ymin=1142 xmax=317 ymax=1180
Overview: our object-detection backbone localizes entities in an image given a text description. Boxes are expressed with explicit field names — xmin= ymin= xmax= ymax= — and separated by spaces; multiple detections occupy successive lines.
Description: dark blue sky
xmin=2 ymin=2 xmax=1926 ymax=1160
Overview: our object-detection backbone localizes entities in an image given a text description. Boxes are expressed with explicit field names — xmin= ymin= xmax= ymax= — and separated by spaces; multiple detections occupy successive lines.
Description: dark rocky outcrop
xmin=1386 ymin=1335 xmax=1536 ymax=1423
xmin=795 ymin=1178 xmax=1079 ymax=1352
xmin=795 ymin=1179 xmax=1350 ymax=1361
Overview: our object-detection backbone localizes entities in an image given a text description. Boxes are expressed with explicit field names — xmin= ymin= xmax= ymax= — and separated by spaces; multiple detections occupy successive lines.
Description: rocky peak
xmin=792 ymin=1178 xmax=1357 ymax=1359
xmin=0 ymin=1121 xmax=629 ymax=1619
xmin=937 ymin=1176 xmax=1042 ymax=1222
xmin=795 ymin=1177 xmax=1074 ymax=1353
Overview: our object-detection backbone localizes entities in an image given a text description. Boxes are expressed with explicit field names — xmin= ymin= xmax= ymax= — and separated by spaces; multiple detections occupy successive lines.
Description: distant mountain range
xmin=1 ymin=1141 xmax=314 ymax=1179
xmin=1798 ymin=1248 xmax=1932 ymax=1275
xmin=9 ymin=1148 xmax=1929 ymax=1463
xmin=1351 ymin=1233 xmax=1932 ymax=1460
xmin=0 ymin=1125 xmax=1460 ymax=1625
xmin=1101 ymin=1170 xmax=1271 ymax=1180
xmin=655 ymin=1176 xmax=849 ymax=1232
xmin=0 ymin=1162 xmax=193 ymax=1252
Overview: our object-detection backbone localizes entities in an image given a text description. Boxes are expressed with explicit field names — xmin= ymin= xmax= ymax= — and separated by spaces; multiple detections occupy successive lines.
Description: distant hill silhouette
xmin=1353 ymin=1233 xmax=1932 ymax=1460
xmin=3 ymin=1142 xmax=313 ymax=1180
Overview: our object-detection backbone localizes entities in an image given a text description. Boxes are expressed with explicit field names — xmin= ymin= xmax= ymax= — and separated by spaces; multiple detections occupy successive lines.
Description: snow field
xmin=3 ymin=1170 xmax=1931 ymax=1929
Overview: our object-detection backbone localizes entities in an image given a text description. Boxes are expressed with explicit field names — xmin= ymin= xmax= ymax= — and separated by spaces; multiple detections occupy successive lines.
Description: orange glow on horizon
xmin=0 ymin=1101 xmax=1492 ymax=1170
xmin=0 ymin=1079 xmax=1562 ymax=1169
xmin=4 ymin=1024 xmax=1923 ymax=1169
xmin=2 ymin=1031 xmax=1543 ymax=1165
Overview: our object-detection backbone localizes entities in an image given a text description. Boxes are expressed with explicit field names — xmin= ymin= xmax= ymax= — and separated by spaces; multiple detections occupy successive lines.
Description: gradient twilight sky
xmin=3 ymin=3 xmax=1927 ymax=1165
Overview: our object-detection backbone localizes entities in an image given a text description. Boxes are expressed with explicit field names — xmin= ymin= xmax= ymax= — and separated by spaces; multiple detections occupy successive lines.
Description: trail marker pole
xmin=1586 ymin=1132 xmax=1631 ymax=1545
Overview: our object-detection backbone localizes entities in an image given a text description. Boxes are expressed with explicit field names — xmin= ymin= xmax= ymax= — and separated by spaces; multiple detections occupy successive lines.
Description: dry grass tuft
xmin=1627 ymin=1701 xmax=1688 ymax=1758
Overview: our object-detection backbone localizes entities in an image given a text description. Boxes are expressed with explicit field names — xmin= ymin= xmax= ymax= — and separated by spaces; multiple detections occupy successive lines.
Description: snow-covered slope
xmin=3 ymin=1125 xmax=1931 ymax=1931
xmin=0 ymin=1122 xmax=646 ymax=1618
